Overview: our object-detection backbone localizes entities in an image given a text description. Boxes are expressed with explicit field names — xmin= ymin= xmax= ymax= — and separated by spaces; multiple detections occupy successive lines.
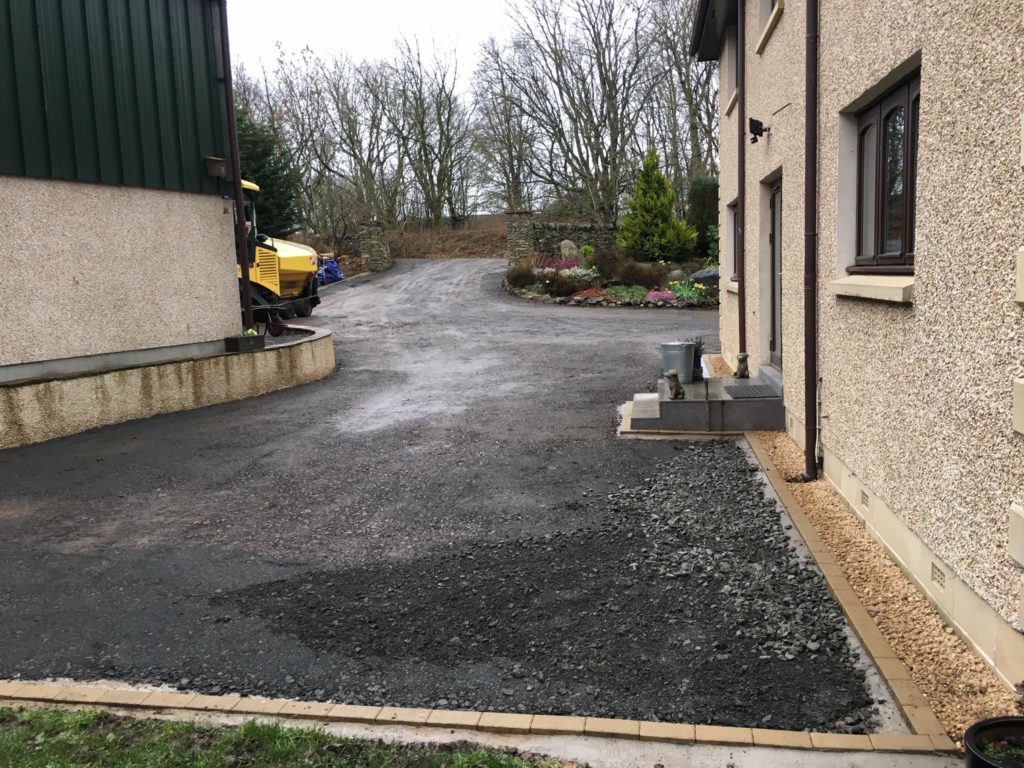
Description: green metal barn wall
xmin=0 ymin=0 xmax=228 ymax=194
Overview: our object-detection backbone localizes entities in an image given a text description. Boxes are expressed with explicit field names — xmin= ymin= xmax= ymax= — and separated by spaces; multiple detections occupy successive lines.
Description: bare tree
xmin=473 ymin=38 xmax=536 ymax=212
xmin=479 ymin=0 xmax=662 ymax=226
xmin=376 ymin=41 xmax=474 ymax=227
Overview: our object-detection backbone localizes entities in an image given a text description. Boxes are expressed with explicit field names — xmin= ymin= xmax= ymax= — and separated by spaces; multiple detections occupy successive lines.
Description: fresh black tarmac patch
xmin=219 ymin=441 xmax=879 ymax=732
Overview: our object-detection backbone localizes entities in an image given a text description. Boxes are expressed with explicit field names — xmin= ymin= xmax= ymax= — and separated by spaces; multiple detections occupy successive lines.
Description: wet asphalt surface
xmin=0 ymin=259 xmax=878 ymax=729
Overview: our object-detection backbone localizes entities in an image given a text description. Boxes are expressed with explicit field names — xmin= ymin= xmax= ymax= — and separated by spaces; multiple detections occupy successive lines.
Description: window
xmin=728 ymin=201 xmax=739 ymax=280
xmin=853 ymin=75 xmax=920 ymax=272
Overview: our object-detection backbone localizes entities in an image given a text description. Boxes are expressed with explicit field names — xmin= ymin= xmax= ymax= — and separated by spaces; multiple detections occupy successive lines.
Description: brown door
xmin=769 ymin=182 xmax=783 ymax=369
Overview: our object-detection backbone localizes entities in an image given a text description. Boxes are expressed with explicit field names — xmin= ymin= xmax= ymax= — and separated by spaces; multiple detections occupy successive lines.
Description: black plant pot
xmin=224 ymin=335 xmax=265 ymax=353
xmin=965 ymin=717 xmax=1024 ymax=768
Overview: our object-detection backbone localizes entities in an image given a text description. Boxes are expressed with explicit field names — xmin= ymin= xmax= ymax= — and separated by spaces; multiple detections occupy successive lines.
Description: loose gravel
xmin=218 ymin=440 xmax=880 ymax=732
xmin=756 ymin=431 xmax=1021 ymax=742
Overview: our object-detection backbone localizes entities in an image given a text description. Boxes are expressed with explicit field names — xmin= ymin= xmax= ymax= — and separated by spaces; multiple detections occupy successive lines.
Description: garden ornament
xmin=734 ymin=352 xmax=750 ymax=379
xmin=666 ymin=370 xmax=685 ymax=400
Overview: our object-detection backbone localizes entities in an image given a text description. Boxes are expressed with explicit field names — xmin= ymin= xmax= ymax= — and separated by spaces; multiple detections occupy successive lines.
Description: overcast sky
xmin=227 ymin=0 xmax=515 ymax=79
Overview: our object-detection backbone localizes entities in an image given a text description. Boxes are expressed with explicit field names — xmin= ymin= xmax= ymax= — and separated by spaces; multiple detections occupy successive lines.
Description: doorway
xmin=769 ymin=182 xmax=783 ymax=369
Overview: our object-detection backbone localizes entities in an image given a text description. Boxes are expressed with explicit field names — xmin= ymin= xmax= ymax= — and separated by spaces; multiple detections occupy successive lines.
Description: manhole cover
xmin=724 ymin=384 xmax=778 ymax=399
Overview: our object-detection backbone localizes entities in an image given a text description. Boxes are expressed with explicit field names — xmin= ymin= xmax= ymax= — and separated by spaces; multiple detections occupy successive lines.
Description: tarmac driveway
xmin=0 ymin=259 xmax=880 ymax=730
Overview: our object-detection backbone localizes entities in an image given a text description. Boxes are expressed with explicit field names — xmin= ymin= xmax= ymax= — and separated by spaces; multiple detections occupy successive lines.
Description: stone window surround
xmin=830 ymin=54 xmax=923 ymax=305
xmin=755 ymin=0 xmax=785 ymax=55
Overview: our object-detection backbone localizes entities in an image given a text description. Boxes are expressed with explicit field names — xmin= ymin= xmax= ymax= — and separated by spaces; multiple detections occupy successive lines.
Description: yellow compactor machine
xmin=237 ymin=180 xmax=321 ymax=328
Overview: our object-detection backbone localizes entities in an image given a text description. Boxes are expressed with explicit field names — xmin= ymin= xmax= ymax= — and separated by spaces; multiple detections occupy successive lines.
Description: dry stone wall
xmin=358 ymin=222 xmax=393 ymax=272
xmin=506 ymin=210 xmax=616 ymax=264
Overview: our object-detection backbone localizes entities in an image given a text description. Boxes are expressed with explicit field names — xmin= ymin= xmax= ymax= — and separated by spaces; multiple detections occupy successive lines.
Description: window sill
xmin=724 ymin=89 xmax=738 ymax=117
xmin=725 ymin=279 xmax=739 ymax=294
xmin=755 ymin=0 xmax=785 ymax=55
xmin=828 ymin=274 xmax=914 ymax=304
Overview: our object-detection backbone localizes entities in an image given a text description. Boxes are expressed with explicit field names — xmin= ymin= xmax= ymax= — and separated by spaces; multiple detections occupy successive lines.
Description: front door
xmin=769 ymin=182 xmax=783 ymax=369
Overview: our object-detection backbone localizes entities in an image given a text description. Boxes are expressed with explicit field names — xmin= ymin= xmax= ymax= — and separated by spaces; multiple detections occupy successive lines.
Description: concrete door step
xmin=624 ymin=376 xmax=785 ymax=433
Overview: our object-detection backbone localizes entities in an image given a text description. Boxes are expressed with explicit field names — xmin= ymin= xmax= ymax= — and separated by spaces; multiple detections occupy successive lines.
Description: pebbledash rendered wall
xmin=0 ymin=175 xmax=240 ymax=368
xmin=814 ymin=0 xmax=1024 ymax=684
xmin=716 ymin=0 xmax=1024 ymax=685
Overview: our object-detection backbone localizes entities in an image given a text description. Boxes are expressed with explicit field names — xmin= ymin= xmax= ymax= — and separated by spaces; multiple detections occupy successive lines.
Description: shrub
xmin=579 ymin=245 xmax=595 ymax=259
xmin=646 ymin=290 xmax=677 ymax=302
xmin=538 ymin=271 xmax=585 ymax=297
xmin=617 ymin=148 xmax=698 ymax=262
xmin=506 ymin=262 xmax=537 ymax=289
xmin=615 ymin=259 xmax=664 ymax=289
xmin=602 ymin=285 xmax=650 ymax=303
xmin=591 ymin=248 xmax=625 ymax=278
xmin=686 ymin=174 xmax=719 ymax=260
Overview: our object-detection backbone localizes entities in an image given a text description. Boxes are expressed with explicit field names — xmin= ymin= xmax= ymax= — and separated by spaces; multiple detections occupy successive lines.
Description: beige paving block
xmin=377 ymin=707 xmax=433 ymax=726
xmin=229 ymin=698 xmax=287 ymax=716
xmin=185 ymin=694 xmax=241 ymax=711
xmin=326 ymin=704 xmax=382 ymax=723
xmin=930 ymin=734 xmax=959 ymax=752
xmin=478 ymin=712 xmax=534 ymax=734
xmin=869 ymin=734 xmax=936 ymax=752
xmin=751 ymin=728 xmax=812 ymax=749
xmin=888 ymin=679 xmax=929 ymax=707
xmin=11 ymin=683 xmax=68 ymax=701
xmin=426 ymin=710 xmax=481 ymax=729
xmin=531 ymin=714 xmax=586 ymax=735
xmin=278 ymin=700 xmax=337 ymax=719
xmin=140 ymin=691 xmax=199 ymax=710
xmin=873 ymin=656 xmax=913 ymax=681
xmin=903 ymin=705 xmax=947 ymax=735
xmin=59 ymin=686 xmax=109 ymax=704
xmin=95 ymin=689 xmax=155 ymax=707
xmin=639 ymin=721 xmax=695 ymax=744
xmin=809 ymin=733 xmax=873 ymax=751
xmin=695 ymin=725 xmax=753 ymax=746
xmin=584 ymin=717 xmax=640 ymax=739
xmin=0 ymin=681 xmax=27 ymax=698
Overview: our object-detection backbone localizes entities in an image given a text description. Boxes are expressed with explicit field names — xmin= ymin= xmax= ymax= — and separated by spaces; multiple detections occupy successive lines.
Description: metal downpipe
xmin=803 ymin=0 xmax=820 ymax=479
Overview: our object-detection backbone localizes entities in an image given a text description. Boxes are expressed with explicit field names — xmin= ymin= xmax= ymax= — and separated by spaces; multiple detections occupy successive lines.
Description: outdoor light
xmin=204 ymin=156 xmax=227 ymax=178
xmin=749 ymin=118 xmax=770 ymax=144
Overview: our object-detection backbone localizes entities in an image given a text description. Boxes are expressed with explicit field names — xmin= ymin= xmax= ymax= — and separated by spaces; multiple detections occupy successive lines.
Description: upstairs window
xmin=853 ymin=75 xmax=920 ymax=273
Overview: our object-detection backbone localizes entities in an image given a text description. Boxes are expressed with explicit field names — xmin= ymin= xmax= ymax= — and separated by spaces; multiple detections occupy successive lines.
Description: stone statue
xmin=734 ymin=352 xmax=750 ymax=379
xmin=666 ymin=370 xmax=686 ymax=400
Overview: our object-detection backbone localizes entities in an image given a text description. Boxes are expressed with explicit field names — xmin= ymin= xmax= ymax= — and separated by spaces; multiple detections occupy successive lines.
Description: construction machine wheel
xmin=293 ymin=297 xmax=314 ymax=317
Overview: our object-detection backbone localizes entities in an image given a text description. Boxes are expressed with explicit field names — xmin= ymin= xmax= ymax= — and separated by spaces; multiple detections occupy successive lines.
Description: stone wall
xmin=505 ymin=210 xmax=616 ymax=264
xmin=358 ymin=222 xmax=393 ymax=272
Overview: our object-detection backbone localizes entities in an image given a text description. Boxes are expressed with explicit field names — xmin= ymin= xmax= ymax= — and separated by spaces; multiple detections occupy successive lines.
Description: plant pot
xmin=965 ymin=717 xmax=1024 ymax=768
xmin=224 ymin=335 xmax=265 ymax=353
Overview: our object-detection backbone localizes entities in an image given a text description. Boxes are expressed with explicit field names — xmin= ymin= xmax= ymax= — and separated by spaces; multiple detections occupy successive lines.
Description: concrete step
xmin=627 ymin=377 xmax=784 ymax=433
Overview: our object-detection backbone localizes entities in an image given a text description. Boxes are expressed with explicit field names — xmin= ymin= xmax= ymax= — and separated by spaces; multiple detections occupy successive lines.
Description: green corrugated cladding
xmin=0 ymin=0 xmax=229 ymax=194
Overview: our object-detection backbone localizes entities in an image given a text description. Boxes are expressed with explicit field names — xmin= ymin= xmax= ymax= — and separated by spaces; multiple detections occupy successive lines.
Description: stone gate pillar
xmin=358 ymin=221 xmax=393 ymax=273
xmin=505 ymin=209 xmax=535 ymax=265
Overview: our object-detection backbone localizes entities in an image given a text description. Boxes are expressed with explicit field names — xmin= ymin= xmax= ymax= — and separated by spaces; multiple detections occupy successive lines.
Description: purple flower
xmin=646 ymin=290 xmax=676 ymax=302
xmin=553 ymin=259 xmax=580 ymax=271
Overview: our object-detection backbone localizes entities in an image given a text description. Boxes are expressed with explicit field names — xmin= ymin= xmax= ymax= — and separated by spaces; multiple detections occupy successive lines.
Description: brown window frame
xmin=850 ymin=74 xmax=920 ymax=275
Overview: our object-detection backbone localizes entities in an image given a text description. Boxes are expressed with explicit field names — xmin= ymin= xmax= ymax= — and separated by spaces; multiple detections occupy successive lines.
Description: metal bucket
xmin=661 ymin=342 xmax=695 ymax=383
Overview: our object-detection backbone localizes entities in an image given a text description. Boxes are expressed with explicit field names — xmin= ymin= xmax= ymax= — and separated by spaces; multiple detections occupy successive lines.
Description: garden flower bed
xmin=503 ymin=249 xmax=719 ymax=309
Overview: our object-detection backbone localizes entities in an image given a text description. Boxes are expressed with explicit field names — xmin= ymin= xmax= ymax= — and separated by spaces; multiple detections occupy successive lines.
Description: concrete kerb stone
xmin=743 ymin=432 xmax=946 ymax=738
xmin=0 ymin=681 xmax=958 ymax=754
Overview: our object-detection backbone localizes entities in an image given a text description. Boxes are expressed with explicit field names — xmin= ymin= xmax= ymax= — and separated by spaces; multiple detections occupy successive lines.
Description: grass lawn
xmin=0 ymin=707 xmax=567 ymax=768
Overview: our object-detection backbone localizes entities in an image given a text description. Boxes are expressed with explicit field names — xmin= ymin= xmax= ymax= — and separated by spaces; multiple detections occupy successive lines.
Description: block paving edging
xmin=0 ymin=432 xmax=957 ymax=757
xmin=0 ymin=680 xmax=954 ymax=754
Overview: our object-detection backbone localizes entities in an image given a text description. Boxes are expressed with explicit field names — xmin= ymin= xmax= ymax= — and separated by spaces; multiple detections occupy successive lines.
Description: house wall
xmin=815 ymin=0 xmax=1024 ymax=677
xmin=0 ymin=175 xmax=240 ymax=368
xmin=717 ymin=0 xmax=807 ymax=427
xmin=715 ymin=0 xmax=1024 ymax=685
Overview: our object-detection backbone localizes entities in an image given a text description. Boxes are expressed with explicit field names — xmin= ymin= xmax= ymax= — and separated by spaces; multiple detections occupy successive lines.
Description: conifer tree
xmin=617 ymin=148 xmax=697 ymax=262
xmin=235 ymin=105 xmax=302 ymax=238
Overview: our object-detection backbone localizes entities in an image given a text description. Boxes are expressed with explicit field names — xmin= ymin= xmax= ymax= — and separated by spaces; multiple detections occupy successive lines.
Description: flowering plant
xmin=553 ymin=258 xmax=581 ymax=271
xmin=646 ymin=290 xmax=677 ymax=302
xmin=561 ymin=265 xmax=599 ymax=281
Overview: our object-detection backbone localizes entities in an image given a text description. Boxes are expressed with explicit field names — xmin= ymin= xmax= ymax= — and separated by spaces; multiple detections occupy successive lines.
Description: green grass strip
xmin=0 ymin=707 xmax=568 ymax=768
